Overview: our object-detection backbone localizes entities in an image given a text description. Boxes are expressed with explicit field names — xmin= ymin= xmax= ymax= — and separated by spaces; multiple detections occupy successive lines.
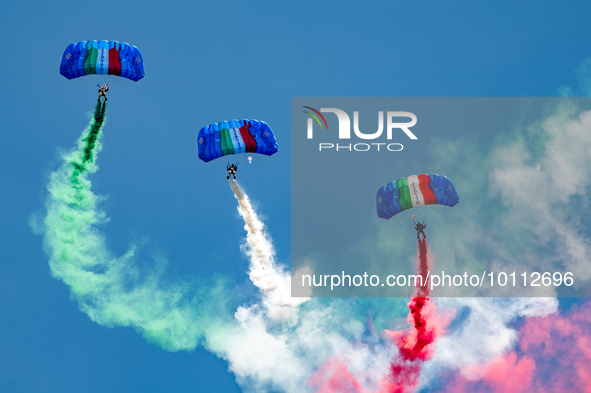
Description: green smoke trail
xmin=33 ymin=103 xmax=231 ymax=351
xmin=81 ymin=102 xmax=106 ymax=164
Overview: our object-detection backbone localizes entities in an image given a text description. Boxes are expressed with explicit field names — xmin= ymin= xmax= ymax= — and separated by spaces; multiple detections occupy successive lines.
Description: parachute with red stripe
xmin=376 ymin=174 xmax=459 ymax=219
xmin=197 ymin=119 xmax=278 ymax=163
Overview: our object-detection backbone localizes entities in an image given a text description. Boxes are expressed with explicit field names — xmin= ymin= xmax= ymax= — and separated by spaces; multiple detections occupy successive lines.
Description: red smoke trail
xmin=308 ymin=239 xmax=448 ymax=393
xmin=383 ymin=238 xmax=442 ymax=392
xmin=416 ymin=238 xmax=429 ymax=298
xmin=396 ymin=239 xmax=432 ymax=361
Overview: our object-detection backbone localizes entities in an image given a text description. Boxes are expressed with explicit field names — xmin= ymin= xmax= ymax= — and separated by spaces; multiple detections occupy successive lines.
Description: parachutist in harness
xmin=414 ymin=220 xmax=427 ymax=240
xmin=227 ymin=163 xmax=238 ymax=180
xmin=97 ymin=83 xmax=109 ymax=102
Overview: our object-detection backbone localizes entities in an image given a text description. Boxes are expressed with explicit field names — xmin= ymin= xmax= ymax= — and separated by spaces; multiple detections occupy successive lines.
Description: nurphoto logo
xmin=303 ymin=106 xmax=418 ymax=152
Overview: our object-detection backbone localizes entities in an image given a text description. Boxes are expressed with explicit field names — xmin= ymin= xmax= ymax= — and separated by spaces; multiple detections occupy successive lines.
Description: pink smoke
xmin=307 ymin=357 xmax=421 ymax=393
xmin=444 ymin=299 xmax=591 ymax=392
xmin=307 ymin=359 xmax=366 ymax=393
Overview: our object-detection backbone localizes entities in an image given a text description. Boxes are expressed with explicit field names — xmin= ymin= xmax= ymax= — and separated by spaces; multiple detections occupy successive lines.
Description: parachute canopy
xmin=60 ymin=40 xmax=145 ymax=81
xmin=376 ymin=174 xmax=459 ymax=219
xmin=198 ymin=119 xmax=278 ymax=163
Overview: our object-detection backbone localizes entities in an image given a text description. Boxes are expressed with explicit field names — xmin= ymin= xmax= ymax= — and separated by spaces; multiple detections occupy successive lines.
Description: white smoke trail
xmin=228 ymin=179 xmax=309 ymax=323
xmin=200 ymin=180 xmax=404 ymax=393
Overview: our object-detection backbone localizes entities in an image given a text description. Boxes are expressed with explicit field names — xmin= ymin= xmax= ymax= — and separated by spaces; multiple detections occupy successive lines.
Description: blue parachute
xmin=376 ymin=174 xmax=459 ymax=220
xmin=60 ymin=40 xmax=145 ymax=81
xmin=198 ymin=119 xmax=278 ymax=163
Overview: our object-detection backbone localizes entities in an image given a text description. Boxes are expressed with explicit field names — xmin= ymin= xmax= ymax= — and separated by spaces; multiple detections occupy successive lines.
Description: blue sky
xmin=2 ymin=1 xmax=591 ymax=392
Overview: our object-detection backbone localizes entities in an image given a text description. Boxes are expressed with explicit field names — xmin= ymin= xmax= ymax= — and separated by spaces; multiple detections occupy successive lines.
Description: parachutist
xmin=97 ymin=83 xmax=109 ymax=102
xmin=414 ymin=220 xmax=427 ymax=240
xmin=227 ymin=163 xmax=238 ymax=180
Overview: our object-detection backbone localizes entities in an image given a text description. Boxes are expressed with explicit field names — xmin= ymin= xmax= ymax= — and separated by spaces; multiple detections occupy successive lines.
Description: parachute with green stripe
xmin=376 ymin=174 xmax=459 ymax=220
xmin=197 ymin=119 xmax=278 ymax=163
xmin=60 ymin=40 xmax=145 ymax=82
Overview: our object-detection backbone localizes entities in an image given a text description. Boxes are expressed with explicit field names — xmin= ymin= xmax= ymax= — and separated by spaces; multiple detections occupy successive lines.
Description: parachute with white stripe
xmin=376 ymin=173 xmax=460 ymax=220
